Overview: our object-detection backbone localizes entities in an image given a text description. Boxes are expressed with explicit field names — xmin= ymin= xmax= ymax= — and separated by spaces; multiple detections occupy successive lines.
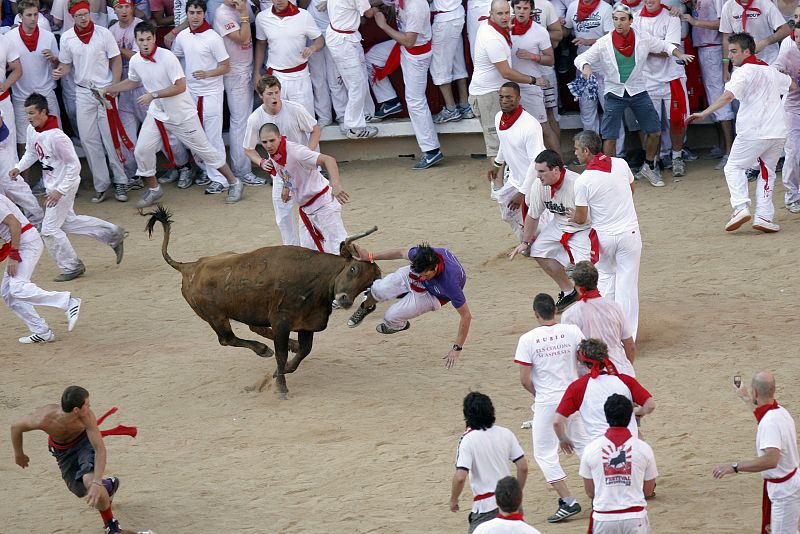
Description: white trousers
xmin=309 ymin=45 xmax=348 ymax=125
xmin=466 ymin=2 xmax=491 ymax=59
xmin=724 ymin=136 xmax=784 ymax=220
xmin=273 ymin=70 xmax=315 ymax=119
xmin=401 ymin=49 xmax=440 ymax=152
xmin=60 ymin=72 xmax=78 ymax=132
xmin=76 ymin=89 xmax=127 ymax=191
xmin=366 ymin=41 xmax=398 ymax=103
xmin=224 ymin=70 xmax=255 ymax=177
xmin=595 ymin=229 xmax=641 ymax=341
xmin=326 ymin=32 xmax=370 ymax=130
xmin=0 ymin=139 xmax=43 ymax=224
xmin=298 ymin=193 xmax=348 ymax=254
xmin=782 ymin=112 xmax=800 ymax=206
xmin=532 ymin=402 xmax=588 ymax=483
xmin=769 ymin=485 xmax=800 ymax=534
xmin=698 ymin=46 xmax=734 ymax=122
xmin=591 ymin=514 xmax=651 ymax=534
xmin=40 ymin=182 xmax=123 ymax=274
xmin=13 ymin=91 xmax=61 ymax=144
xmin=370 ymin=265 xmax=442 ymax=329
xmin=496 ymin=181 xmax=524 ymax=241
xmin=430 ymin=17 xmax=468 ymax=85
xmin=192 ymin=92 xmax=227 ymax=186
xmin=135 ymin=114 xmax=224 ymax=178
xmin=118 ymin=86 xmax=148 ymax=178
xmin=272 ymin=173 xmax=299 ymax=246
xmin=2 ymin=235 xmax=71 ymax=334
xmin=0 ymin=96 xmax=16 ymax=149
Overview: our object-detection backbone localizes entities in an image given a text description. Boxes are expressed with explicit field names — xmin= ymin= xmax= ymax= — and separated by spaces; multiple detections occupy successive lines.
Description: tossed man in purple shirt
xmin=346 ymin=243 xmax=472 ymax=368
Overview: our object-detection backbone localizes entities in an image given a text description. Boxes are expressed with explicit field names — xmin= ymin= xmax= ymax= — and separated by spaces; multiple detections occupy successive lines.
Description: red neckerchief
xmin=190 ymin=20 xmax=212 ymax=33
xmin=74 ymin=20 xmax=95 ymax=44
xmin=140 ymin=47 xmax=157 ymax=63
xmin=622 ymin=0 xmax=642 ymax=6
xmin=579 ymin=288 xmax=601 ymax=301
xmin=735 ymin=0 xmax=761 ymax=31
xmin=605 ymin=427 xmax=633 ymax=448
xmin=409 ymin=254 xmax=445 ymax=292
xmin=497 ymin=513 xmax=525 ymax=521
xmin=35 ymin=115 xmax=59 ymax=132
xmin=272 ymin=1 xmax=300 ymax=16
xmin=577 ymin=0 xmax=601 ymax=21
xmin=639 ymin=3 xmax=666 ymax=17
xmin=511 ymin=17 xmax=533 ymax=35
xmin=612 ymin=28 xmax=635 ymax=57
xmin=754 ymin=400 xmax=780 ymax=423
xmin=741 ymin=53 xmax=769 ymax=66
xmin=585 ymin=152 xmax=612 ymax=172
xmin=19 ymin=24 xmax=40 ymax=52
xmin=579 ymin=349 xmax=618 ymax=378
xmin=269 ymin=135 xmax=288 ymax=175
xmin=488 ymin=19 xmax=512 ymax=47
xmin=550 ymin=168 xmax=566 ymax=199
xmin=499 ymin=105 xmax=523 ymax=130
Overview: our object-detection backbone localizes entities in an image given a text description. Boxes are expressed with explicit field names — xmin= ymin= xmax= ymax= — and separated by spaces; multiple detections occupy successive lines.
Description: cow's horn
xmin=343 ymin=226 xmax=378 ymax=246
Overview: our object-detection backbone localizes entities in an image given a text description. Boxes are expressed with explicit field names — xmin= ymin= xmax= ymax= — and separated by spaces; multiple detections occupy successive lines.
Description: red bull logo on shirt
xmin=602 ymin=444 xmax=633 ymax=486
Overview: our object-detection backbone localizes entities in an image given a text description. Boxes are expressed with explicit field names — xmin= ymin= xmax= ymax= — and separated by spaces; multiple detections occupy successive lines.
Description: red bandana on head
xmin=35 ymin=115 xmax=59 ymax=132
xmin=585 ymin=152 xmax=612 ymax=172
xmin=622 ymin=0 xmax=642 ymax=6
xmin=499 ymin=105 xmax=523 ymax=130
xmin=639 ymin=3 xmax=666 ymax=17
xmin=269 ymin=135 xmax=288 ymax=175
xmin=272 ymin=1 xmax=300 ymax=16
xmin=190 ymin=20 xmax=212 ymax=33
xmin=735 ymin=0 xmax=761 ymax=31
xmin=579 ymin=349 xmax=618 ymax=378
xmin=577 ymin=0 xmax=601 ymax=21
xmin=741 ymin=53 xmax=768 ymax=66
xmin=612 ymin=28 xmax=635 ymax=57
xmin=511 ymin=17 xmax=532 ymax=35
xmin=19 ymin=24 xmax=40 ymax=52
xmin=488 ymin=19 xmax=512 ymax=47
xmin=550 ymin=168 xmax=566 ymax=198
xmin=605 ymin=427 xmax=633 ymax=448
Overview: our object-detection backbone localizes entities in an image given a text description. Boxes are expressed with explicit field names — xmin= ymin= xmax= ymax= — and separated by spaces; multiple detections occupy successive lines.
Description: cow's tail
xmin=141 ymin=204 xmax=185 ymax=272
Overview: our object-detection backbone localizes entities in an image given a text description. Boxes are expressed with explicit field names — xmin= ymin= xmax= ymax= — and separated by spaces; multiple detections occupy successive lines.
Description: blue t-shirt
xmin=408 ymin=247 xmax=467 ymax=308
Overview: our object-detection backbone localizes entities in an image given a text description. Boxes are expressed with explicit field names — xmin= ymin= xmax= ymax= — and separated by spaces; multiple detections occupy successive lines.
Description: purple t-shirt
xmin=408 ymin=247 xmax=467 ymax=308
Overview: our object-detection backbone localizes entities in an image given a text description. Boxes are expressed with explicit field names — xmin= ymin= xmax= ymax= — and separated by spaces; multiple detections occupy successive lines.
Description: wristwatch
xmin=732 ymin=463 xmax=739 ymax=473
xmin=150 ymin=91 xmax=158 ymax=99
xmin=529 ymin=75 xmax=536 ymax=85
xmin=452 ymin=344 xmax=463 ymax=351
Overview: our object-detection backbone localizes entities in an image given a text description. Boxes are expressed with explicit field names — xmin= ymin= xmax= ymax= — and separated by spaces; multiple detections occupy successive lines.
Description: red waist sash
xmin=299 ymin=185 xmax=331 ymax=252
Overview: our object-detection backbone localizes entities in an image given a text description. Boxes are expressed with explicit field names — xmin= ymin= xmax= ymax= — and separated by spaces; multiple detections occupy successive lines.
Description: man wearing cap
xmin=574 ymin=2 xmax=695 ymax=187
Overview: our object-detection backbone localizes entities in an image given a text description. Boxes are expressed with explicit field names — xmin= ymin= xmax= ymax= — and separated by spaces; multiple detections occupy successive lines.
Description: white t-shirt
xmin=527 ymin=168 xmax=591 ymax=233
xmin=495 ymin=109 xmax=544 ymax=191
xmin=775 ymin=42 xmax=800 ymax=114
xmin=532 ymin=0 xmax=558 ymax=29
xmin=574 ymin=157 xmax=639 ymax=236
xmin=511 ymin=20 xmax=552 ymax=78
xmin=691 ymin=0 xmax=724 ymax=46
xmin=757 ymin=406 xmax=800 ymax=500
xmin=561 ymin=297 xmax=635 ymax=376
xmin=632 ymin=8 xmax=685 ymax=86
xmin=514 ymin=323 xmax=584 ymax=405
xmin=213 ymin=3 xmax=253 ymax=72
xmin=243 ymin=100 xmax=317 ymax=148
xmin=724 ymin=62 xmax=790 ymax=139
xmin=397 ymin=0 xmax=431 ymax=47
xmin=255 ymin=9 xmax=320 ymax=71
xmin=430 ymin=0 xmax=465 ymax=23
xmin=0 ymin=194 xmax=36 ymax=245
xmin=326 ymin=0 xmax=370 ymax=34
xmin=127 ymin=47 xmax=198 ymax=124
xmin=50 ymin=0 xmax=74 ymax=30
xmin=7 ymin=26 xmax=58 ymax=99
xmin=172 ymin=27 xmax=229 ymax=96
xmin=579 ymin=431 xmax=657 ymax=519
xmin=0 ymin=33 xmax=20 ymax=89
xmin=59 ymin=25 xmax=120 ymax=88
xmin=719 ymin=0 xmax=786 ymax=64
xmin=469 ymin=21 xmax=512 ymax=96
xmin=473 ymin=516 xmax=543 ymax=534
xmin=455 ymin=425 xmax=526 ymax=514
xmin=274 ymin=140 xmax=327 ymax=206
xmin=564 ymin=1 xmax=613 ymax=54
xmin=16 ymin=126 xmax=81 ymax=194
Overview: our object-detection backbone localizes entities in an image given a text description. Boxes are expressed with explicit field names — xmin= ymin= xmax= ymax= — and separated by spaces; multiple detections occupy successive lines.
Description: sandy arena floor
xmin=1 ymin=154 xmax=799 ymax=533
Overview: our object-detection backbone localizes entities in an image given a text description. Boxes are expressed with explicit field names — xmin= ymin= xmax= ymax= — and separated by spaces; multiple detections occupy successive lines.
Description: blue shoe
xmin=457 ymin=103 xmax=475 ymax=119
xmin=413 ymin=150 xmax=444 ymax=170
xmin=373 ymin=100 xmax=403 ymax=121
xmin=433 ymin=107 xmax=462 ymax=124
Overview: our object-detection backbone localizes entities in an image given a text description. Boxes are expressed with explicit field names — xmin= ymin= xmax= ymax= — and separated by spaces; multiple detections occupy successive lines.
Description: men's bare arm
xmin=307 ymin=124 xmax=322 ymax=151
xmin=582 ymin=477 xmax=595 ymax=498
xmin=449 ymin=469 xmax=468 ymax=512
xmin=572 ymin=205 xmax=589 ymax=225
xmin=622 ymin=336 xmax=636 ymax=364
xmin=1 ymin=59 xmax=22 ymax=94
xmin=253 ymin=39 xmax=267 ymax=83
xmin=713 ymin=447 xmax=780 ymax=478
xmin=10 ymin=411 xmax=43 ymax=468
xmin=514 ymin=456 xmax=528 ymax=489
xmin=317 ymin=153 xmax=349 ymax=204
xmin=519 ymin=364 xmax=536 ymax=396
xmin=110 ymin=54 xmax=122 ymax=84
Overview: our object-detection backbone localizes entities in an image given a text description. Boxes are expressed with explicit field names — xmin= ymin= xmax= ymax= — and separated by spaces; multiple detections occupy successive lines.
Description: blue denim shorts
xmin=601 ymin=90 xmax=661 ymax=139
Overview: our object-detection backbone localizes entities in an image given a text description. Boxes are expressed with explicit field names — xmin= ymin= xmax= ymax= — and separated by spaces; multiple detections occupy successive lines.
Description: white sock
xmin=672 ymin=150 xmax=682 ymax=159
xmin=149 ymin=186 xmax=160 ymax=192
xmin=564 ymin=496 xmax=577 ymax=506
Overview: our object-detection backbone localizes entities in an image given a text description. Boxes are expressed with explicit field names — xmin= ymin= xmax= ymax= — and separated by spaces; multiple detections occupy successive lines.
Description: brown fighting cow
xmin=144 ymin=205 xmax=381 ymax=399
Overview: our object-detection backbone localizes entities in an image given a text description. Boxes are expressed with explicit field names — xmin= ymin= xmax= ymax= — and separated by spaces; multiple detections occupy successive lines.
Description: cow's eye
xmin=350 ymin=266 xmax=356 ymax=274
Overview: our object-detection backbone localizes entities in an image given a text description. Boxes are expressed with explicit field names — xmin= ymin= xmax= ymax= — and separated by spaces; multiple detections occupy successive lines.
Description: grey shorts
xmin=468 ymin=508 xmax=498 ymax=533
xmin=49 ymin=431 xmax=95 ymax=498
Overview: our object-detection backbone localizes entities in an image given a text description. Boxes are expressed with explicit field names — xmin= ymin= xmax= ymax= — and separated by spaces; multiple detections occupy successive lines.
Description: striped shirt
xmin=561 ymin=297 xmax=635 ymax=376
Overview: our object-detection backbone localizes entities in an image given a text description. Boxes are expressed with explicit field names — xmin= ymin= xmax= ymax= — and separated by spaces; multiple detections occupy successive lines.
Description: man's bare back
xmin=29 ymin=403 xmax=95 ymax=444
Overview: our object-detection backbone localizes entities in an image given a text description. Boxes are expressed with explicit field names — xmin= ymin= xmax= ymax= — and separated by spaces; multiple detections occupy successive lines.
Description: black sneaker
xmin=746 ymin=167 xmax=760 ymax=182
xmin=547 ymin=498 xmax=581 ymax=523
xmin=103 ymin=476 xmax=120 ymax=501
xmin=104 ymin=518 xmax=122 ymax=534
xmin=347 ymin=304 xmax=376 ymax=327
xmin=376 ymin=321 xmax=410 ymax=334
xmin=556 ymin=289 xmax=579 ymax=313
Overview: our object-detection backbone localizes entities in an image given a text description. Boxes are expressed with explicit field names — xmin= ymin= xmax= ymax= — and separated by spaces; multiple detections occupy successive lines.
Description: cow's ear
xmin=340 ymin=241 xmax=354 ymax=259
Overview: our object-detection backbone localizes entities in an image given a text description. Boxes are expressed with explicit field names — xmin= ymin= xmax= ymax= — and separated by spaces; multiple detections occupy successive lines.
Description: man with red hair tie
xmin=54 ymin=0 xmax=129 ymax=203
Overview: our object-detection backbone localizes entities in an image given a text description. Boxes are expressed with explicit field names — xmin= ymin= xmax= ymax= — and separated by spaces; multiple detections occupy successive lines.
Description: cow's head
xmin=333 ymin=227 xmax=381 ymax=308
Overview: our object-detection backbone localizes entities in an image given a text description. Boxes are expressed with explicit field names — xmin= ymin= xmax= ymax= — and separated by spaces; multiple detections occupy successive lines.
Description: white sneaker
xmin=725 ymin=207 xmax=751 ymax=232
xmin=19 ymin=330 xmax=55 ymax=344
xmin=639 ymin=165 xmax=665 ymax=187
xmin=752 ymin=216 xmax=780 ymax=233
xmin=66 ymin=297 xmax=81 ymax=331
xmin=788 ymin=201 xmax=800 ymax=214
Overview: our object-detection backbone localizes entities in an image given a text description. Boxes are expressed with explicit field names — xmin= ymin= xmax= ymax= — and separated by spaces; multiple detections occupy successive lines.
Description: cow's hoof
xmin=277 ymin=391 xmax=288 ymax=400
xmin=258 ymin=346 xmax=274 ymax=358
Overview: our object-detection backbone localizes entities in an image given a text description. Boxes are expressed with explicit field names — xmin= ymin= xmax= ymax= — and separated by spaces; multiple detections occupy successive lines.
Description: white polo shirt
xmin=719 ymin=0 xmax=786 ymax=64
xmin=214 ymin=3 xmax=254 ymax=73
xmin=274 ymin=140 xmax=327 ymax=205
xmin=632 ymin=7 xmax=684 ymax=86
xmin=243 ymin=100 xmax=317 ymax=148
xmin=561 ymin=297 xmax=635 ymax=376
xmin=691 ymin=0 xmax=723 ymax=46
xmin=59 ymin=25 xmax=120 ymax=88
xmin=397 ymin=0 xmax=431 ymax=47
xmin=527 ymin=168 xmax=590 ymax=233
xmin=579 ymin=430 xmax=657 ymax=519
xmin=326 ymin=0 xmax=370 ymax=36
xmin=574 ymin=157 xmax=639 ymax=236
xmin=564 ymin=1 xmax=613 ymax=54
xmin=514 ymin=323 xmax=584 ymax=405
xmin=495 ymin=109 xmax=544 ymax=191
xmin=7 ymin=27 xmax=57 ymax=99
xmin=469 ymin=21 xmax=512 ymax=95
xmin=127 ymin=47 xmax=198 ymax=124
xmin=724 ymin=61 xmax=790 ymax=139
xmin=172 ymin=27 xmax=229 ymax=96
xmin=510 ymin=20 xmax=552 ymax=78
xmin=455 ymin=425 xmax=526 ymax=514
xmin=256 ymin=8 xmax=320 ymax=72
xmin=758 ymin=406 xmax=800 ymax=500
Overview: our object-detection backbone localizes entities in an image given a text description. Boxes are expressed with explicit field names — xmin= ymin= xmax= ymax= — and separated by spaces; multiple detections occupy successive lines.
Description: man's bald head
xmin=491 ymin=0 xmax=509 ymax=12
xmin=753 ymin=371 xmax=776 ymax=398
xmin=490 ymin=0 xmax=511 ymax=26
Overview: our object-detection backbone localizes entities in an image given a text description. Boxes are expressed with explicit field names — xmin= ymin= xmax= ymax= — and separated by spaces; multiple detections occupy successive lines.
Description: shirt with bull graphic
xmin=407 ymin=247 xmax=467 ymax=309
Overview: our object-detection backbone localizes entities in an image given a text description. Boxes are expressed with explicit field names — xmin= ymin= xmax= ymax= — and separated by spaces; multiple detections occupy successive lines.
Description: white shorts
xmin=520 ymin=84 xmax=548 ymax=123
xmin=591 ymin=513 xmax=650 ymax=533
xmin=530 ymin=222 xmax=594 ymax=267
